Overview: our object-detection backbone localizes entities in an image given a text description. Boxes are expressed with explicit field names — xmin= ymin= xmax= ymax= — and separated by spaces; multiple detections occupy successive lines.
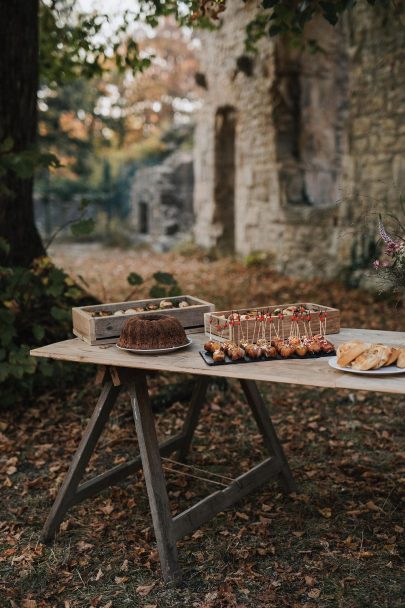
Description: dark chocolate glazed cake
xmin=117 ymin=314 xmax=188 ymax=350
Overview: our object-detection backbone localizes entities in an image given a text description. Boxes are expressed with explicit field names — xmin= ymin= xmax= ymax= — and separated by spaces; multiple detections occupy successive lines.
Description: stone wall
xmin=130 ymin=151 xmax=194 ymax=251
xmin=193 ymin=1 xmax=405 ymax=279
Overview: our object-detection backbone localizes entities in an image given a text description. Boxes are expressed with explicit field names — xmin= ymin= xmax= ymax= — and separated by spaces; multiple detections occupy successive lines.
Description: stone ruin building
xmin=130 ymin=151 xmax=194 ymax=251
xmin=192 ymin=1 xmax=405 ymax=280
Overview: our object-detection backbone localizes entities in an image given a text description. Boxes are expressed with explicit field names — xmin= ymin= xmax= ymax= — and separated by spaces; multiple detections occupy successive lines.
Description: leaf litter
xmin=0 ymin=246 xmax=404 ymax=607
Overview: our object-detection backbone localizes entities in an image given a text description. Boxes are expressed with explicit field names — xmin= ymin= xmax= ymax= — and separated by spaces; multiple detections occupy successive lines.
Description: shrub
xmin=0 ymin=256 xmax=94 ymax=407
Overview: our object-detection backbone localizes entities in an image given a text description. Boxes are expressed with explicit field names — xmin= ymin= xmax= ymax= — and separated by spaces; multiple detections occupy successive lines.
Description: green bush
xmin=0 ymin=256 xmax=93 ymax=407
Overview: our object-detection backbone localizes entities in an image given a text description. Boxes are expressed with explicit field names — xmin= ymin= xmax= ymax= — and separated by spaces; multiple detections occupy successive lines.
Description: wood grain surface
xmin=30 ymin=328 xmax=405 ymax=395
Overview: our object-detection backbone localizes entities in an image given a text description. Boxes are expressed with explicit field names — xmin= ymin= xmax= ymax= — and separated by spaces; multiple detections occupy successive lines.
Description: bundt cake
xmin=117 ymin=314 xmax=188 ymax=350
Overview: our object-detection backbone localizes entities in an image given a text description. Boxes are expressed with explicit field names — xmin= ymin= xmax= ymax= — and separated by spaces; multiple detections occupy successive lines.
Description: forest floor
xmin=1 ymin=243 xmax=404 ymax=608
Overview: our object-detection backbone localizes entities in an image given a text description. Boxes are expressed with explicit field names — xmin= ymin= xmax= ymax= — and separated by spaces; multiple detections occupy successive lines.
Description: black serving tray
xmin=199 ymin=349 xmax=335 ymax=366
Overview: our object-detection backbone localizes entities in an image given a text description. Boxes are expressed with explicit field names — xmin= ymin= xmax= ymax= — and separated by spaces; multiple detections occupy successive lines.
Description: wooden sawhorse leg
xmin=41 ymin=380 xmax=121 ymax=542
xmin=128 ymin=372 xmax=181 ymax=583
xmin=240 ymin=379 xmax=297 ymax=493
xmin=40 ymin=370 xmax=295 ymax=584
xmin=177 ymin=376 xmax=210 ymax=461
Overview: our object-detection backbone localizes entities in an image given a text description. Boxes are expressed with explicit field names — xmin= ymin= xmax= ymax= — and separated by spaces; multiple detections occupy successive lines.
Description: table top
xmin=30 ymin=328 xmax=405 ymax=395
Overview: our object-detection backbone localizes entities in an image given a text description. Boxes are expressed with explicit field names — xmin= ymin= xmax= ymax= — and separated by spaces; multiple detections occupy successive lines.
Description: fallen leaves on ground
xmin=0 ymin=246 xmax=404 ymax=607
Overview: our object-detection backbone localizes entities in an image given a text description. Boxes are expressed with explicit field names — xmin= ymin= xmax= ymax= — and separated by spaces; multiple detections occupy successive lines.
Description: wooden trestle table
xmin=31 ymin=328 xmax=405 ymax=583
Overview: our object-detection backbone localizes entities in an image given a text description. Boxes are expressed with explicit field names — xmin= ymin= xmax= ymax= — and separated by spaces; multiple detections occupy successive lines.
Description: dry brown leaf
xmin=305 ymin=575 xmax=316 ymax=586
xmin=318 ymin=508 xmax=332 ymax=519
xmin=308 ymin=588 xmax=321 ymax=599
xmin=100 ymin=501 xmax=114 ymax=515
xmin=236 ymin=511 xmax=249 ymax=521
xmin=76 ymin=541 xmax=94 ymax=552
xmin=136 ymin=582 xmax=156 ymax=596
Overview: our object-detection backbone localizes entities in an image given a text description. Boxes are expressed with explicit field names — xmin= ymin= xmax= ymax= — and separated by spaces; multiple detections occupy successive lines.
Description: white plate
xmin=328 ymin=356 xmax=405 ymax=375
xmin=116 ymin=337 xmax=192 ymax=355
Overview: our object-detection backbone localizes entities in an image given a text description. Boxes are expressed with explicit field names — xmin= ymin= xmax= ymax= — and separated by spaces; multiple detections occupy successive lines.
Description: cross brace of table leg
xmin=172 ymin=456 xmax=282 ymax=540
xmin=41 ymin=368 xmax=295 ymax=584
xmin=41 ymin=371 xmax=208 ymax=544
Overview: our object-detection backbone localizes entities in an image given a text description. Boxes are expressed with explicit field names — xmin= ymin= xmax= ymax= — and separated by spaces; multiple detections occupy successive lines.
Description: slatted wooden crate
xmin=204 ymin=302 xmax=340 ymax=343
xmin=73 ymin=295 xmax=215 ymax=345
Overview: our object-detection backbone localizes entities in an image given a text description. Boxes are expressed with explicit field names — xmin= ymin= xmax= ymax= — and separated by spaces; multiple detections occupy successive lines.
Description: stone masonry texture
xmin=193 ymin=1 xmax=405 ymax=280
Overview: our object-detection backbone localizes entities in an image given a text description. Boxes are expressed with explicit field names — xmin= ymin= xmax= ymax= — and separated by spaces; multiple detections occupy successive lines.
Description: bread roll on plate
xmin=351 ymin=345 xmax=390 ymax=371
xmin=384 ymin=347 xmax=400 ymax=366
xmin=397 ymin=348 xmax=405 ymax=368
xmin=336 ymin=340 xmax=370 ymax=367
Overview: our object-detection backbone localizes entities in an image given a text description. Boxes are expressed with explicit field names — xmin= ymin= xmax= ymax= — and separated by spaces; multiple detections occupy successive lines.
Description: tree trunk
xmin=0 ymin=0 xmax=45 ymax=267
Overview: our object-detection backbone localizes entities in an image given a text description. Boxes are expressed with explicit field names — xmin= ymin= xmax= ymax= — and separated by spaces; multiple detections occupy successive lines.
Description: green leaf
xmin=127 ymin=272 xmax=144 ymax=286
xmin=0 ymin=136 xmax=13 ymax=153
xmin=0 ymin=362 xmax=10 ymax=382
xmin=153 ymin=271 xmax=176 ymax=285
xmin=71 ymin=218 xmax=95 ymax=236
xmin=0 ymin=237 xmax=10 ymax=256
xmin=50 ymin=306 xmax=68 ymax=322
xmin=32 ymin=323 xmax=45 ymax=342
xmin=149 ymin=285 xmax=167 ymax=298
xmin=168 ymin=284 xmax=182 ymax=297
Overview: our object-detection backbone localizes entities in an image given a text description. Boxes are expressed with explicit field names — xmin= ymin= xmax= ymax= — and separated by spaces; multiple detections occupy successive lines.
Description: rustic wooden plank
xmin=95 ymin=365 xmax=108 ymax=385
xmin=41 ymin=381 xmax=120 ymax=542
xmin=177 ymin=376 xmax=210 ymax=461
xmin=240 ymin=379 xmax=297 ymax=493
xmin=73 ymin=434 xmax=185 ymax=505
xmin=172 ymin=456 xmax=281 ymax=540
xmin=72 ymin=295 xmax=215 ymax=345
xmin=129 ymin=372 xmax=181 ymax=583
xmin=31 ymin=329 xmax=405 ymax=395
xmin=205 ymin=302 xmax=340 ymax=341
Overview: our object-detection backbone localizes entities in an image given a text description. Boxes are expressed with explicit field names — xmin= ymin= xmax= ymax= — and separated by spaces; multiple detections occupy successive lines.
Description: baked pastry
xmin=295 ymin=344 xmax=307 ymax=357
xmin=224 ymin=341 xmax=237 ymax=356
xmin=384 ymin=347 xmax=399 ymax=366
xmin=159 ymin=299 xmax=174 ymax=309
xmin=146 ymin=303 xmax=159 ymax=311
xmin=229 ymin=347 xmax=245 ymax=361
xmin=351 ymin=345 xmax=391 ymax=371
xmin=204 ymin=340 xmax=221 ymax=353
xmin=212 ymin=349 xmax=225 ymax=362
xmin=307 ymin=340 xmax=321 ymax=354
xmin=245 ymin=344 xmax=262 ymax=359
xmin=279 ymin=344 xmax=294 ymax=358
xmin=396 ymin=348 xmax=405 ymax=368
xmin=336 ymin=340 xmax=370 ymax=367
xmin=118 ymin=314 xmax=187 ymax=350
xmin=263 ymin=345 xmax=277 ymax=358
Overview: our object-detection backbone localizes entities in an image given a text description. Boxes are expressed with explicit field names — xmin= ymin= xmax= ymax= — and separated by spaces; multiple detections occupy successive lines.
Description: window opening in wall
xmin=273 ymin=24 xmax=348 ymax=207
xmin=139 ymin=201 xmax=149 ymax=234
xmin=213 ymin=105 xmax=236 ymax=252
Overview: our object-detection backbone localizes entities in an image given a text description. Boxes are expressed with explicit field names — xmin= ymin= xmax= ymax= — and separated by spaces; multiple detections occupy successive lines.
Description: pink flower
xmin=373 ymin=260 xmax=380 ymax=269
xmin=385 ymin=241 xmax=402 ymax=256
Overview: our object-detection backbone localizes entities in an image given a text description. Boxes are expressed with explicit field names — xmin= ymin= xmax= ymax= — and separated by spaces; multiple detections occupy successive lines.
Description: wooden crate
xmin=73 ymin=295 xmax=215 ymax=345
xmin=204 ymin=302 xmax=340 ymax=343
